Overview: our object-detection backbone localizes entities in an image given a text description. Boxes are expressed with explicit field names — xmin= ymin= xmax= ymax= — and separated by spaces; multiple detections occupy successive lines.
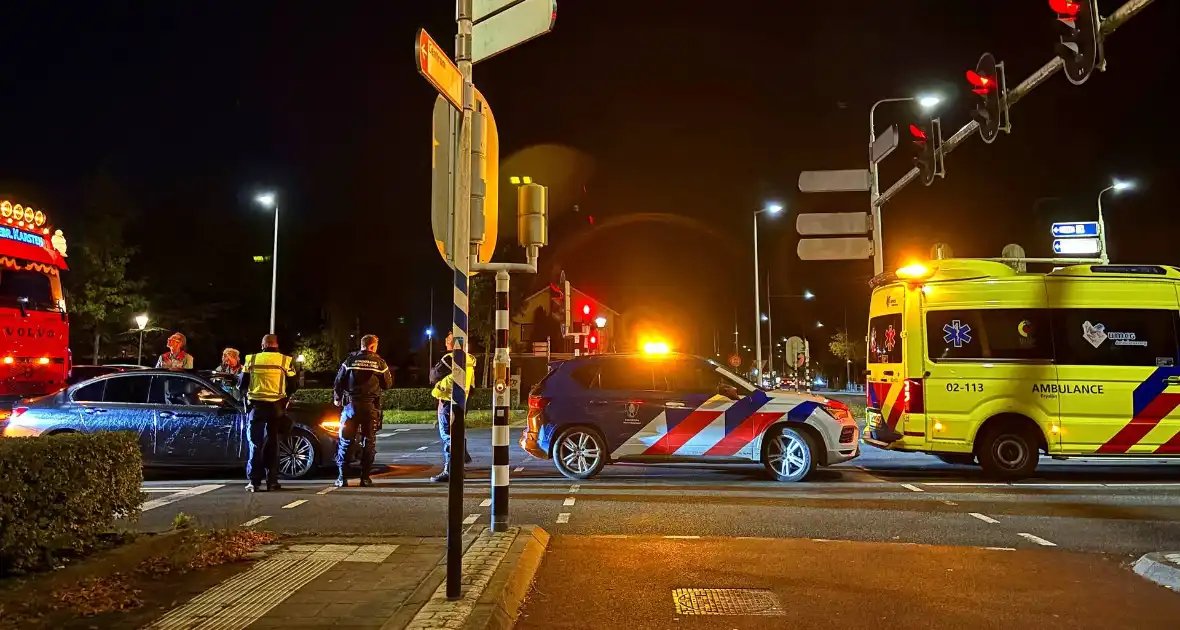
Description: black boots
xmin=359 ymin=476 xmax=374 ymax=487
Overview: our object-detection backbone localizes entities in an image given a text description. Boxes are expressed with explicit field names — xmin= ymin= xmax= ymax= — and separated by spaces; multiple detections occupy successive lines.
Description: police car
xmin=519 ymin=352 xmax=860 ymax=481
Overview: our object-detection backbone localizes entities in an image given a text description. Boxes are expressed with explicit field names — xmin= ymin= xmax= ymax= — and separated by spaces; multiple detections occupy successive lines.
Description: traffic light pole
xmin=868 ymin=97 xmax=915 ymax=276
xmin=446 ymin=0 xmax=474 ymax=601
xmin=873 ymin=0 xmax=1154 ymax=213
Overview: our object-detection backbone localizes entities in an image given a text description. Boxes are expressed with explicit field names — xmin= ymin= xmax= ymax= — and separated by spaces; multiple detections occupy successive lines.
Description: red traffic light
xmin=1050 ymin=0 xmax=1079 ymax=18
xmin=582 ymin=304 xmax=591 ymax=316
xmin=966 ymin=70 xmax=993 ymax=95
xmin=909 ymin=124 xmax=927 ymax=144
xmin=589 ymin=335 xmax=597 ymax=345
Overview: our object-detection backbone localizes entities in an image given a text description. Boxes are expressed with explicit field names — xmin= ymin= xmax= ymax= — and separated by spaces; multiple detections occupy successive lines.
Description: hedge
xmin=291 ymin=388 xmax=524 ymax=410
xmin=0 ymin=432 xmax=143 ymax=573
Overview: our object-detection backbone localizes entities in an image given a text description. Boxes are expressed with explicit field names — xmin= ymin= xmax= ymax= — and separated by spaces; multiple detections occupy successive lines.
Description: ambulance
xmin=864 ymin=259 xmax=1180 ymax=479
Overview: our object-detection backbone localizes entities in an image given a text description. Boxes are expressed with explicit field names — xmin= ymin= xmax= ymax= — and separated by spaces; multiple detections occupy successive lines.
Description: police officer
xmin=334 ymin=334 xmax=392 ymax=487
xmin=238 ymin=334 xmax=296 ymax=492
xmin=429 ymin=331 xmax=475 ymax=483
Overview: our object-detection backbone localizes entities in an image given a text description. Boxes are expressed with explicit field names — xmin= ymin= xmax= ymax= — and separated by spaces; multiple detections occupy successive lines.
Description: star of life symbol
xmin=943 ymin=320 xmax=973 ymax=348
xmin=884 ymin=325 xmax=897 ymax=351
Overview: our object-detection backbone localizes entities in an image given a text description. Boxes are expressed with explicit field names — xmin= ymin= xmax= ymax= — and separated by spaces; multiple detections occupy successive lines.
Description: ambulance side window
xmin=926 ymin=309 xmax=1053 ymax=361
xmin=1051 ymin=309 xmax=1178 ymax=367
xmin=868 ymin=314 xmax=903 ymax=364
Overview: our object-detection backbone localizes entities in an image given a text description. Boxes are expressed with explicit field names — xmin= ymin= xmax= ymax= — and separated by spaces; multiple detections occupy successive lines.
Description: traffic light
xmin=967 ymin=52 xmax=1010 ymax=145
xmin=588 ymin=324 xmax=599 ymax=353
xmin=581 ymin=304 xmax=591 ymax=322
xmin=909 ymin=119 xmax=944 ymax=187
xmin=1050 ymin=0 xmax=1102 ymax=86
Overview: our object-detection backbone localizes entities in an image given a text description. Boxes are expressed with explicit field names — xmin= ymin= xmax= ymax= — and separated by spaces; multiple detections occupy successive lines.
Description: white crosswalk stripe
xmin=141 ymin=484 xmax=224 ymax=511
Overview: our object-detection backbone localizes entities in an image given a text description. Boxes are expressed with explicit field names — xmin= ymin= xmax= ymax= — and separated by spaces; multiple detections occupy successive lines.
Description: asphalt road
xmin=136 ymin=426 xmax=1180 ymax=557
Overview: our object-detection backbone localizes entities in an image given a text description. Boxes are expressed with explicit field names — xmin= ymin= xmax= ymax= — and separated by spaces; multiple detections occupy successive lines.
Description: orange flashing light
xmin=3 ymin=357 xmax=13 ymax=365
xmin=896 ymin=262 xmax=934 ymax=281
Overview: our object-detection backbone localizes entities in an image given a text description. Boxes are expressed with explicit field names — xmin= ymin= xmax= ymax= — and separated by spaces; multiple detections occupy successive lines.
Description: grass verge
xmin=382 ymin=409 xmax=525 ymax=427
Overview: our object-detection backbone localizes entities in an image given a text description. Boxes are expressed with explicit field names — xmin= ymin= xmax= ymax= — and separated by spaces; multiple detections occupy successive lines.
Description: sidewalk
xmin=144 ymin=527 xmax=547 ymax=630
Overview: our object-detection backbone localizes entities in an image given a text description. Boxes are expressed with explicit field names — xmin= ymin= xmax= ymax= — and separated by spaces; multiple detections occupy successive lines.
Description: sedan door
xmin=148 ymin=375 xmax=245 ymax=464
xmin=73 ymin=374 xmax=156 ymax=463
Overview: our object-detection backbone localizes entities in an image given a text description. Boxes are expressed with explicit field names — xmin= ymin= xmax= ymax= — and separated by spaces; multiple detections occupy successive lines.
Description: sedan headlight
xmin=320 ymin=415 xmax=341 ymax=435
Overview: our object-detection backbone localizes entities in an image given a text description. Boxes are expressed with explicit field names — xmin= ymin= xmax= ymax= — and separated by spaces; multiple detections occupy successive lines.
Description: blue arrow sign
xmin=1051 ymin=221 xmax=1099 ymax=238
xmin=1053 ymin=238 xmax=1099 ymax=255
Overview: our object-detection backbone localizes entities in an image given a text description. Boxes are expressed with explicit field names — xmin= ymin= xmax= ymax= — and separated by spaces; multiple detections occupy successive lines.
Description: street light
xmin=135 ymin=314 xmax=149 ymax=366
xmin=426 ymin=327 xmax=435 ymax=366
xmin=752 ymin=202 xmax=782 ymax=385
xmin=594 ymin=316 xmax=607 ymax=328
xmin=509 ymin=175 xmax=533 ymax=185
xmin=802 ymin=290 xmax=815 ymax=300
xmin=255 ymin=192 xmax=280 ymax=334
xmin=868 ymin=94 xmax=941 ymax=275
xmin=1097 ymin=179 xmax=1136 ymax=264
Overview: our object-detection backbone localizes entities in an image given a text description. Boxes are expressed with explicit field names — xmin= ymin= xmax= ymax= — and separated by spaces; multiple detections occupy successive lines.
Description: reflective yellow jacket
xmin=431 ymin=352 xmax=476 ymax=401
xmin=242 ymin=351 xmax=295 ymax=402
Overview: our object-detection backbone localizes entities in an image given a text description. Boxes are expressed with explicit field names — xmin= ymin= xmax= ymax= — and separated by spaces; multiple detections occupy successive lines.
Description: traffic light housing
xmin=1050 ymin=0 xmax=1102 ymax=86
xmin=967 ymin=52 xmax=1010 ymax=145
xmin=909 ymin=119 xmax=945 ymax=187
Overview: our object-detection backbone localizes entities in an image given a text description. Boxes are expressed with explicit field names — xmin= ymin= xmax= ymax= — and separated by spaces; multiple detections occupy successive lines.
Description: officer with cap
xmin=429 ymin=331 xmax=475 ymax=483
xmin=333 ymin=334 xmax=392 ymax=487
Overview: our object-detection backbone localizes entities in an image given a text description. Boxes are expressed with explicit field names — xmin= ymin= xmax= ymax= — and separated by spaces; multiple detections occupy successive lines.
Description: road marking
xmin=556 ymin=513 xmax=570 ymax=524
xmin=141 ymin=487 xmax=190 ymax=493
xmin=1018 ymin=532 xmax=1057 ymax=547
xmin=316 ymin=486 xmax=337 ymax=495
xmin=241 ymin=516 xmax=271 ymax=527
xmin=901 ymin=483 xmax=925 ymax=492
xmin=969 ymin=512 xmax=999 ymax=524
xmin=663 ymin=535 xmax=701 ymax=539
xmin=417 ymin=446 xmax=429 ymax=451
xmin=376 ymin=432 xmax=393 ymax=438
xmin=985 ymin=547 xmax=1017 ymax=551
xmin=480 ymin=498 xmax=492 ymax=507
xmin=563 ymin=497 xmax=576 ymax=506
xmin=142 ymin=484 xmax=224 ymax=512
xmin=281 ymin=500 xmax=307 ymax=509
xmin=514 ymin=466 xmax=524 ymax=472
xmin=569 ymin=484 xmax=580 ymax=493
xmin=943 ymin=500 xmax=958 ymax=506
xmin=463 ymin=513 xmax=480 ymax=525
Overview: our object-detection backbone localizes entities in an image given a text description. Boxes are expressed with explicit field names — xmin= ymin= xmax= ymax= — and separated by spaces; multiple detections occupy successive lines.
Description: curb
xmin=465 ymin=525 xmax=550 ymax=630
xmin=1133 ymin=552 xmax=1180 ymax=591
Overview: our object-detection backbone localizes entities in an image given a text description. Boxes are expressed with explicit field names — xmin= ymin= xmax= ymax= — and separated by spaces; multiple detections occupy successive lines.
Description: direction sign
xmin=796 ymin=212 xmax=870 ymax=236
xmin=798 ymin=169 xmax=871 ymax=193
xmin=416 ymin=29 xmax=463 ymax=110
xmin=871 ymin=125 xmax=899 ymax=164
xmin=1053 ymin=238 xmax=1100 ymax=255
xmin=474 ymin=0 xmax=524 ymax=22
xmin=1051 ymin=221 xmax=1099 ymax=238
xmin=473 ymin=0 xmax=556 ymax=64
xmin=797 ymin=237 xmax=873 ymax=261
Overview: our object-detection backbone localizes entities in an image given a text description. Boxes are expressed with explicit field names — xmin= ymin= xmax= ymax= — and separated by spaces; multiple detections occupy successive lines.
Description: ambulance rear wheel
xmin=762 ymin=425 xmax=816 ymax=483
xmin=977 ymin=425 xmax=1038 ymax=480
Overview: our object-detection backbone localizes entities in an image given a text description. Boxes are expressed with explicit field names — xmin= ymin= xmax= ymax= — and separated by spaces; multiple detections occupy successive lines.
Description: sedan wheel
xmin=279 ymin=431 xmax=317 ymax=479
xmin=553 ymin=428 xmax=606 ymax=480
xmin=762 ymin=426 xmax=815 ymax=482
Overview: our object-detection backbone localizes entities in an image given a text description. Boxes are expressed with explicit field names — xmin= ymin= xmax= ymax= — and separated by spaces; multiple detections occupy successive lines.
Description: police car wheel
xmin=762 ymin=426 xmax=815 ymax=483
xmin=553 ymin=427 xmax=606 ymax=480
xmin=278 ymin=429 xmax=318 ymax=480
xmin=977 ymin=427 xmax=1037 ymax=480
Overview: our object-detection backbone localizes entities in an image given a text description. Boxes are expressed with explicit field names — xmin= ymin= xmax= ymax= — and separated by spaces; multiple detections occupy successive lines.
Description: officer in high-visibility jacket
xmin=333 ymin=334 xmax=392 ymax=488
xmin=429 ymin=331 xmax=475 ymax=483
xmin=238 ymin=334 xmax=296 ymax=492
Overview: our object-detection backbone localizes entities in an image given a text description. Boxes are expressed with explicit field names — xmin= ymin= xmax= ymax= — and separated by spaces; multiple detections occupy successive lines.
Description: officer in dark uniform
xmin=333 ymin=334 xmax=392 ymax=487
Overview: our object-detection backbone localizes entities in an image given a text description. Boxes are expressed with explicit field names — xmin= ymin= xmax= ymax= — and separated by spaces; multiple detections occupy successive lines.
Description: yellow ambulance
xmin=864 ymin=259 xmax=1180 ymax=479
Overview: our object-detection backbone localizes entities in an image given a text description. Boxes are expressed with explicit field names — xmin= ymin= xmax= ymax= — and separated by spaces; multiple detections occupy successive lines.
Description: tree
xmin=828 ymin=330 xmax=865 ymax=364
xmin=293 ymin=330 xmax=341 ymax=372
xmin=65 ymin=173 xmax=146 ymax=363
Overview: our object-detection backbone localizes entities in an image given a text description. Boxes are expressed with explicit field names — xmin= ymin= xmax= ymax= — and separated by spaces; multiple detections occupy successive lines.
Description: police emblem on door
xmin=624 ymin=402 xmax=640 ymax=424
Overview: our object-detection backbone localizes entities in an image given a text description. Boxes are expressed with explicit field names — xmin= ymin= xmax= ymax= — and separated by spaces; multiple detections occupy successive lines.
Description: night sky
xmin=1 ymin=1 xmax=1177 ymax=369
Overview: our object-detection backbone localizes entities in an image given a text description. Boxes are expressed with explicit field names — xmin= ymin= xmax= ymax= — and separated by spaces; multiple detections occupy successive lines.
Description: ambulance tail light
xmin=903 ymin=379 xmax=925 ymax=414
xmin=527 ymin=395 xmax=551 ymax=432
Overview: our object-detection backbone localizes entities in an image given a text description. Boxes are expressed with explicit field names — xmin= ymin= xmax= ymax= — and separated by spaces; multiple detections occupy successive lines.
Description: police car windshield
xmin=713 ymin=365 xmax=758 ymax=395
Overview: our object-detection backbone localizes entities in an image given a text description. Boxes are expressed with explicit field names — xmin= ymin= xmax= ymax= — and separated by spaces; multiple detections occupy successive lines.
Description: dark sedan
xmin=0 ymin=369 xmax=341 ymax=479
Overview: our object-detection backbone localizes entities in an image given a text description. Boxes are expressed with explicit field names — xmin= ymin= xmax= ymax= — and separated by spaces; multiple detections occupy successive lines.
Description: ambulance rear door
xmin=866 ymin=283 xmax=906 ymax=442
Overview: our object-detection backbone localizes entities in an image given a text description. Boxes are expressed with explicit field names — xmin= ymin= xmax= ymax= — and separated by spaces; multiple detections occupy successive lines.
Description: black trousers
xmin=336 ymin=399 xmax=379 ymax=476
xmin=247 ymin=400 xmax=285 ymax=485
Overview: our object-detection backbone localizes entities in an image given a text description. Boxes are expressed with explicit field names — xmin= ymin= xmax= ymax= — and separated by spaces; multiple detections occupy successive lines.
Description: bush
xmin=291 ymin=388 xmax=520 ymax=410
xmin=0 ymin=432 xmax=143 ymax=573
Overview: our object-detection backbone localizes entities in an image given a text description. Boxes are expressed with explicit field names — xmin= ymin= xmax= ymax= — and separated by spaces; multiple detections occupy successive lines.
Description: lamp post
xmin=255 ymin=192 xmax=279 ymax=334
xmin=752 ymin=202 xmax=782 ymax=387
xmin=1097 ymin=179 xmax=1134 ymax=264
xmin=868 ymin=95 xmax=941 ymax=275
xmin=135 ymin=314 xmax=149 ymax=366
xmin=426 ymin=327 xmax=435 ymax=368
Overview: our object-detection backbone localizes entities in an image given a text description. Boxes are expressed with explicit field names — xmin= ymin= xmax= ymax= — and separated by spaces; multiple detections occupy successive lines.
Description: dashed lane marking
xmin=569 ymin=484 xmax=581 ymax=493
xmin=416 ymin=446 xmax=429 ymax=451
xmin=316 ymin=486 xmax=337 ymax=495
xmin=281 ymin=500 xmax=307 ymax=509
xmin=480 ymin=498 xmax=492 ymax=507
xmin=142 ymin=484 xmax=225 ymax=512
xmin=663 ymin=535 xmax=701 ymax=539
xmin=563 ymin=497 xmax=576 ymax=506
xmin=943 ymin=500 xmax=958 ymax=506
xmin=240 ymin=516 xmax=271 ymax=527
xmin=986 ymin=547 xmax=1017 ymax=551
xmin=901 ymin=483 xmax=925 ymax=492
xmin=514 ymin=466 xmax=524 ymax=472
xmin=969 ymin=512 xmax=1000 ymax=524
xmin=556 ymin=513 xmax=570 ymax=524
xmin=376 ymin=432 xmax=393 ymax=438
xmin=1018 ymin=532 xmax=1057 ymax=547
xmin=463 ymin=513 xmax=480 ymax=525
